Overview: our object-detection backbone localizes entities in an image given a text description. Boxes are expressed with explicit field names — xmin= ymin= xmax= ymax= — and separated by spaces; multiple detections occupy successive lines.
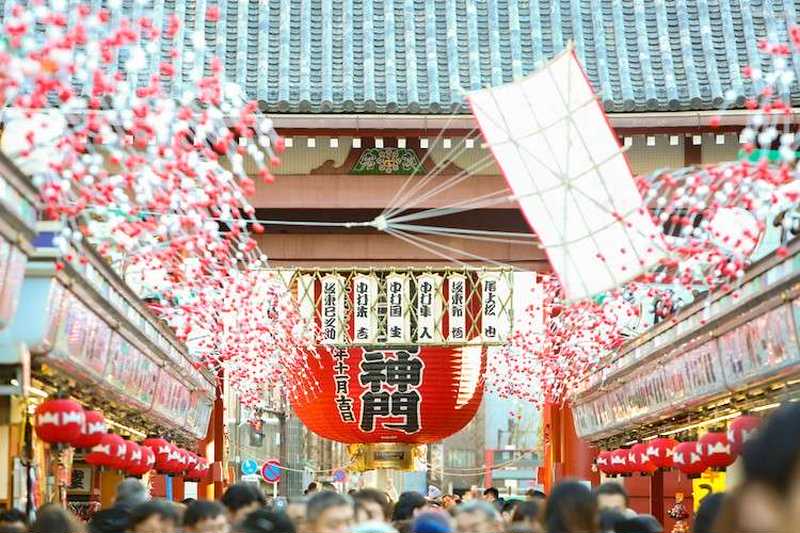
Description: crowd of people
xmin=2 ymin=402 xmax=800 ymax=533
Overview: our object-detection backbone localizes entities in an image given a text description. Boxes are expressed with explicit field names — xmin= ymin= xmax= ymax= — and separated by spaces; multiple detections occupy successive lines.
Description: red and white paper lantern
xmin=673 ymin=441 xmax=706 ymax=478
xmin=646 ymin=437 xmax=678 ymax=469
xmin=34 ymin=398 xmax=85 ymax=445
xmin=699 ymin=431 xmax=735 ymax=469
xmin=727 ymin=415 xmax=761 ymax=456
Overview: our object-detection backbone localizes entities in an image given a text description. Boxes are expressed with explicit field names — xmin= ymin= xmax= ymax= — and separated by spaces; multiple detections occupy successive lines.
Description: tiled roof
xmin=8 ymin=0 xmax=800 ymax=113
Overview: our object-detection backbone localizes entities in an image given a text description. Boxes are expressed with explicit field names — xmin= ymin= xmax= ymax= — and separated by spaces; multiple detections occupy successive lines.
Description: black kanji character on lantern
xmin=360 ymin=390 xmax=391 ymax=431
xmin=359 ymin=351 xmax=387 ymax=392
xmin=384 ymin=390 xmax=421 ymax=433
xmin=335 ymin=378 xmax=349 ymax=395
xmin=336 ymin=395 xmax=355 ymax=422
xmin=385 ymin=350 xmax=423 ymax=392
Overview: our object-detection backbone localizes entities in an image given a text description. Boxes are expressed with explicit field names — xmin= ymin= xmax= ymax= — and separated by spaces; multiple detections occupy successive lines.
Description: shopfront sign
xmin=292 ymin=268 xmax=514 ymax=346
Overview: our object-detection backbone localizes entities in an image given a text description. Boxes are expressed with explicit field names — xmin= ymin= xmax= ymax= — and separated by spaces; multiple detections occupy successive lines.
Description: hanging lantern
xmin=727 ymin=415 xmax=761 ymax=456
xmin=126 ymin=443 xmax=155 ymax=477
xmin=188 ymin=457 xmax=210 ymax=481
xmin=141 ymin=437 xmax=172 ymax=472
xmin=699 ymin=431 xmax=735 ymax=469
xmin=72 ymin=410 xmax=107 ymax=449
xmin=629 ymin=443 xmax=657 ymax=475
xmin=34 ymin=397 xmax=85 ymax=445
xmin=609 ymin=449 xmax=629 ymax=477
xmin=290 ymin=345 xmax=485 ymax=470
xmin=85 ymin=433 xmax=125 ymax=469
xmin=185 ymin=452 xmax=199 ymax=473
xmin=123 ymin=441 xmax=143 ymax=474
xmin=174 ymin=448 xmax=189 ymax=476
xmin=597 ymin=450 xmax=613 ymax=475
xmin=673 ymin=441 xmax=706 ymax=478
xmin=647 ymin=437 xmax=678 ymax=469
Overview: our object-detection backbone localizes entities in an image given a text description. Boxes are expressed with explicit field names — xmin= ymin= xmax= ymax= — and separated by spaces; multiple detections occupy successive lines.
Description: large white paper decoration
xmin=468 ymin=47 xmax=667 ymax=301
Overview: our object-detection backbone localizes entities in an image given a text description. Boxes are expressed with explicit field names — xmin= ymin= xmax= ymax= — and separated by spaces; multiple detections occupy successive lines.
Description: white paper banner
xmin=481 ymin=273 xmax=509 ymax=342
xmin=386 ymin=273 xmax=410 ymax=343
xmin=353 ymin=274 xmax=378 ymax=343
xmin=448 ymin=274 xmax=467 ymax=342
xmin=320 ymin=274 xmax=345 ymax=345
xmin=416 ymin=274 xmax=442 ymax=344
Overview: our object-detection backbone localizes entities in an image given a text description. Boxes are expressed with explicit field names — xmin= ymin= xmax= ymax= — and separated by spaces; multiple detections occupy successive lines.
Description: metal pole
xmin=278 ymin=414 xmax=288 ymax=497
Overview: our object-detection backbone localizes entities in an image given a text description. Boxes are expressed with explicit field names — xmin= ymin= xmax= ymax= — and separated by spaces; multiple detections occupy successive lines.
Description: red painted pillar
xmin=543 ymin=403 xmax=599 ymax=488
xmin=212 ymin=378 xmax=225 ymax=498
xmin=484 ymin=449 xmax=494 ymax=488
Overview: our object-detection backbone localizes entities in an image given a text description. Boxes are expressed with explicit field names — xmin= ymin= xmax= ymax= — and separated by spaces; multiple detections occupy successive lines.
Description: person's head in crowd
xmin=740 ymin=403 xmax=800 ymax=533
xmin=116 ymin=478 xmax=149 ymax=510
xmin=321 ymin=482 xmax=337 ymax=493
xmin=595 ymin=482 xmax=629 ymax=514
xmin=183 ymin=501 xmax=229 ymax=533
xmin=128 ymin=500 xmax=180 ymax=533
xmin=693 ymin=493 xmax=725 ymax=533
xmin=545 ymin=480 xmax=598 ymax=533
xmin=524 ymin=490 xmax=546 ymax=504
xmin=598 ymin=509 xmax=624 ymax=533
xmin=31 ymin=504 xmax=85 ymax=533
xmin=614 ymin=514 xmax=662 ymax=533
xmin=222 ymin=483 xmax=267 ymax=524
xmin=500 ymin=500 xmax=519 ymax=525
xmin=0 ymin=526 xmax=26 ymax=533
xmin=482 ymin=488 xmax=500 ymax=503
xmin=0 ymin=509 xmax=27 ymax=532
xmin=352 ymin=522 xmax=398 ymax=533
xmin=410 ymin=510 xmax=453 ymax=533
xmin=305 ymin=483 xmax=319 ymax=496
xmin=391 ymin=492 xmax=427 ymax=522
xmin=285 ymin=498 xmax=307 ymax=532
xmin=306 ymin=491 xmax=354 ymax=533
xmin=182 ymin=498 xmax=197 ymax=506
xmin=348 ymin=490 xmax=358 ymax=496
xmin=234 ymin=508 xmax=295 ymax=533
xmin=452 ymin=501 xmax=502 ymax=533
xmin=511 ymin=501 xmax=543 ymax=533
xmin=353 ymin=489 xmax=392 ymax=523
xmin=441 ymin=495 xmax=458 ymax=509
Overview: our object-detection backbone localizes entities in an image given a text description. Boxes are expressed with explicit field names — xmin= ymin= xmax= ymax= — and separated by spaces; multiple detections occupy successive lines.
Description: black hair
xmin=183 ymin=500 xmax=226 ymax=528
xmin=545 ymin=480 xmax=598 ymax=533
xmin=235 ymin=508 xmax=296 ymax=533
xmin=693 ymin=493 xmax=725 ymax=533
xmin=743 ymin=403 xmax=800 ymax=495
xmin=306 ymin=492 xmax=352 ymax=523
xmin=181 ymin=498 xmax=197 ymax=506
xmin=615 ymin=515 xmax=663 ymax=533
xmin=391 ymin=491 xmax=427 ymax=521
xmin=512 ymin=501 xmax=541 ymax=524
xmin=525 ymin=489 xmax=546 ymax=500
xmin=30 ymin=504 xmax=83 ymax=533
xmin=0 ymin=526 xmax=27 ymax=533
xmin=502 ymin=500 xmax=520 ymax=514
xmin=0 ymin=509 xmax=26 ymax=525
xmin=129 ymin=500 xmax=180 ymax=529
xmin=596 ymin=482 xmax=629 ymax=505
xmin=352 ymin=488 xmax=392 ymax=520
xmin=222 ymin=483 xmax=268 ymax=513
xmin=483 ymin=487 xmax=500 ymax=500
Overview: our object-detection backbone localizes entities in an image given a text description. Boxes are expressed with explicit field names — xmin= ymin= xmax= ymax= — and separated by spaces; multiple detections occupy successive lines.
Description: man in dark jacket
xmin=89 ymin=478 xmax=148 ymax=533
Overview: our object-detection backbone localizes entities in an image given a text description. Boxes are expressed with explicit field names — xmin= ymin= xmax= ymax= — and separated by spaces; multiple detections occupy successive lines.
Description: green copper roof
xmin=7 ymin=0 xmax=800 ymax=114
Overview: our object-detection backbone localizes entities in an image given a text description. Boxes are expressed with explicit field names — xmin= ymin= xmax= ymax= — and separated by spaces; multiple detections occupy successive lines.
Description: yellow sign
xmin=692 ymin=471 xmax=726 ymax=511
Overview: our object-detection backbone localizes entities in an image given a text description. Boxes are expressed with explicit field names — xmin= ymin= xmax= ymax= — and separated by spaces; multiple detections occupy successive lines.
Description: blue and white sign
xmin=241 ymin=459 xmax=259 ymax=476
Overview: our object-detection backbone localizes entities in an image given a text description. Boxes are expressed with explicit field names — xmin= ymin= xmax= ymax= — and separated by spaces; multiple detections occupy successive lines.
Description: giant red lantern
xmin=727 ymin=415 xmax=761 ymax=456
xmin=699 ymin=431 xmax=735 ymax=469
xmin=629 ymin=443 xmax=657 ymax=475
xmin=85 ymin=433 xmax=125 ymax=469
xmin=647 ymin=437 xmax=678 ymax=469
xmin=291 ymin=345 xmax=485 ymax=470
xmin=673 ymin=441 xmax=706 ymax=477
xmin=72 ymin=410 xmax=106 ymax=449
xmin=291 ymin=345 xmax=485 ymax=443
xmin=34 ymin=397 xmax=85 ymax=445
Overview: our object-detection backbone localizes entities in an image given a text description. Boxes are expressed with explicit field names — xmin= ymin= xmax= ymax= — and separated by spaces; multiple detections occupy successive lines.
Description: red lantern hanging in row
xmin=699 ymin=431 xmax=735 ymax=469
xmin=610 ymin=449 xmax=630 ymax=476
xmin=187 ymin=457 xmax=210 ymax=481
xmin=647 ymin=437 xmax=678 ymax=469
xmin=85 ymin=433 xmax=126 ymax=469
xmin=728 ymin=415 xmax=761 ymax=456
xmin=34 ymin=397 xmax=85 ymax=445
xmin=629 ymin=443 xmax=657 ymax=475
xmin=142 ymin=437 xmax=173 ymax=472
xmin=597 ymin=450 xmax=613 ymax=475
xmin=673 ymin=441 xmax=706 ymax=478
xmin=126 ymin=445 xmax=156 ymax=477
xmin=72 ymin=410 xmax=107 ymax=449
